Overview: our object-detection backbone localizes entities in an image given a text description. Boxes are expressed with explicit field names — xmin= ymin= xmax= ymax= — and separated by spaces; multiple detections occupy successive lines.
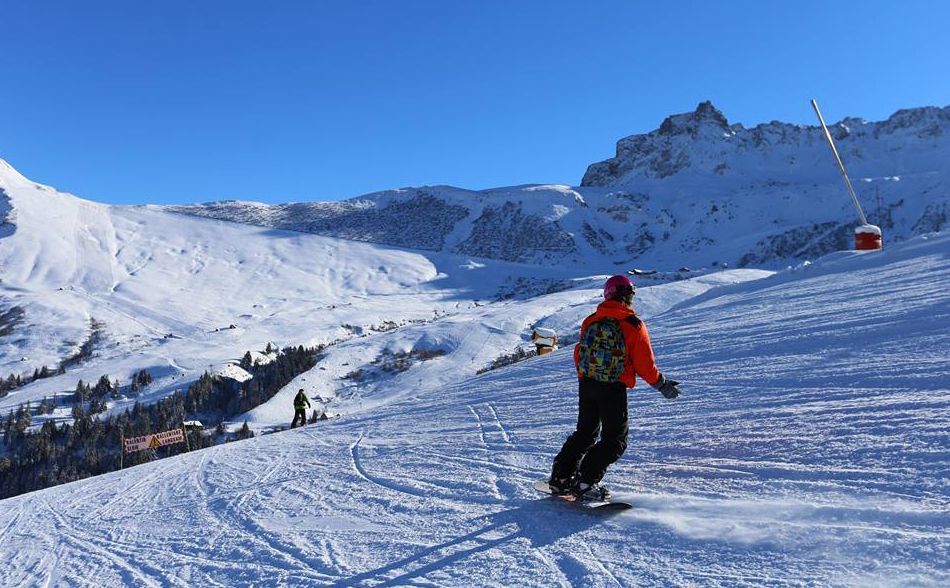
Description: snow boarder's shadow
xmin=331 ymin=499 xmax=617 ymax=587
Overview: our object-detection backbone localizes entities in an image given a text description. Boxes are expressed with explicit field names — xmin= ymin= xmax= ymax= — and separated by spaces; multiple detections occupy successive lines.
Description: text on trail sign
xmin=124 ymin=428 xmax=185 ymax=454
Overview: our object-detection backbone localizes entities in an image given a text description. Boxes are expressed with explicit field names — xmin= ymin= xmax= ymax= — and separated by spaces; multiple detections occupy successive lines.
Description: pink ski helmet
xmin=603 ymin=275 xmax=635 ymax=301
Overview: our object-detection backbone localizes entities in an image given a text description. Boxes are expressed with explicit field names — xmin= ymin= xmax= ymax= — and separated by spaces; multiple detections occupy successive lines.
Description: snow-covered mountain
xmin=0 ymin=159 xmax=459 ymax=416
xmin=1 ymin=229 xmax=946 ymax=586
xmin=169 ymin=102 xmax=950 ymax=269
xmin=0 ymin=99 xmax=948 ymax=585
xmin=0 ymin=158 xmax=662 ymax=428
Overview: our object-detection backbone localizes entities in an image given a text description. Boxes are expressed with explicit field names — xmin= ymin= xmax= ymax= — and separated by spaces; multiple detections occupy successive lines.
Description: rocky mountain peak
xmin=581 ymin=102 xmax=950 ymax=188
xmin=657 ymin=101 xmax=731 ymax=136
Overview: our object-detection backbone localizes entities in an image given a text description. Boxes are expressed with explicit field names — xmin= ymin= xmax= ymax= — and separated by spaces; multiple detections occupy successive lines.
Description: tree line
xmin=0 ymin=345 xmax=320 ymax=500
xmin=0 ymin=365 xmax=61 ymax=399
xmin=1 ymin=319 xmax=106 ymax=400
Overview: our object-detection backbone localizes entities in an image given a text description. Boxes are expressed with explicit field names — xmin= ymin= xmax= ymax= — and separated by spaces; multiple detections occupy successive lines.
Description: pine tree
xmin=13 ymin=404 xmax=31 ymax=436
xmin=94 ymin=375 xmax=112 ymax=398
xmin=89 ymin=397 xmax=107 ymax=415
xmin=75 ymin=380 xmax=90 ymax=403
xmin=2 ymin=412 xmax=14 ymax=445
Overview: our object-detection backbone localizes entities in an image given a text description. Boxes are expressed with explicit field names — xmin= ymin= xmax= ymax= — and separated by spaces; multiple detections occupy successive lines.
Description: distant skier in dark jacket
xmin=549 ymin=275 xmax=681 ymax=500
xmin=291 ymin=389 xmax=311 ymax=429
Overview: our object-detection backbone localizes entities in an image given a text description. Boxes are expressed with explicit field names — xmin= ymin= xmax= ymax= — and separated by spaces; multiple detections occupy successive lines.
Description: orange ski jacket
xmin=573 ymin=300 xmax=661 ymax=389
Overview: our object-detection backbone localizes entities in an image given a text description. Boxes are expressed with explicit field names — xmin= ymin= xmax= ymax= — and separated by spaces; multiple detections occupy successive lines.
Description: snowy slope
xmin=252 ymin=267 xmax=770 ymax=426
xmin=169 ymin=103 xmax=950 ymax=269
xmin=4 ymin=159 xmax=732 ymax=430
xmin=1 ymin=231 xmax=946 ymax=586
xmin=0 ymin=161 xmax=477 ymax=419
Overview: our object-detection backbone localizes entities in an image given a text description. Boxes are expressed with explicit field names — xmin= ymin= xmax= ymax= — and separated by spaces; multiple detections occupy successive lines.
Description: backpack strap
xmin=624 ymin=315 xmax=642 ymax=329
xmin=579 ymin=312 xmax=598 ymax=336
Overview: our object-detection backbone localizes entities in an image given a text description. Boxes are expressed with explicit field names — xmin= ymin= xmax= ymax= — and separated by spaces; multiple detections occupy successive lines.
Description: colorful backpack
xmin=576 ymin=318 xmax=627 ymax=382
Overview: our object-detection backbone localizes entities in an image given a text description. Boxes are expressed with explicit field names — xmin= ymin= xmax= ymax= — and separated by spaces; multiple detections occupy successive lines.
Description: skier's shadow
xmin=331 ymin=499 xmax=620 ymax=587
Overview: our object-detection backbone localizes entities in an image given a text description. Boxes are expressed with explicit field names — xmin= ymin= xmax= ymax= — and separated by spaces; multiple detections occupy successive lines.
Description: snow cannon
xmin=531 ymin=327 xmax=558 ymax=356
xmin=811 ymin=99 xmax=885 ymax=252
xmin=854 ymin=224 xmax=883 ymax=251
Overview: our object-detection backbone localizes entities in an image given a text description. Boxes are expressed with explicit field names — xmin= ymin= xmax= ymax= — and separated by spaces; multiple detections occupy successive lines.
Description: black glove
xmin=653 ymin=374 xmax=681 ymax=399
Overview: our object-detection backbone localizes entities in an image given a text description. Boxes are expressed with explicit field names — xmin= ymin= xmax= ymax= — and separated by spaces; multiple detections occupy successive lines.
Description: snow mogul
xmin=548 ymin=275 xmax=681 ymax=500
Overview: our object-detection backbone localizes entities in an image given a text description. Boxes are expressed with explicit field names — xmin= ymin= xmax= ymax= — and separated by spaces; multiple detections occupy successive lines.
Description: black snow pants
xmin=551 ymin=377 xmax=629 ymax=485
xmin=291 ymin=408 xmax=307 ymax=428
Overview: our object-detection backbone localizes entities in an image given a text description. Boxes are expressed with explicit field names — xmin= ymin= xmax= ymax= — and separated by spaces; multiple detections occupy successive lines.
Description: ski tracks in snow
xmin=3 ymin=234 xmax=949 ymax=585
xmin=197 ymin=449 xmax=339 ymax=583
xmin=350 ymin=432 xmax=430 ymax=500
xmin=468 ymin=401 xmax=513 ymax=447
xmin=468 ymin=402 xmax=516 ymax=500
xmin=41 ymin=499 xmax=167 ymax=587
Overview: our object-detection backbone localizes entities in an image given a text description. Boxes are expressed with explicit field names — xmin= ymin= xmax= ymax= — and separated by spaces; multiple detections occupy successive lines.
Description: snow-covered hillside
xmin=0 ymin=160 xmax=490 ymax=420
xmin=169 ymin=102 xmax=950 ymax=269
xmin=250 ymin=267 xmax=769 ymax=425
xmin=1 ymin=231 xmax=946 ymax=586
xmin=4 ymin=158 xmax=725 ymax=431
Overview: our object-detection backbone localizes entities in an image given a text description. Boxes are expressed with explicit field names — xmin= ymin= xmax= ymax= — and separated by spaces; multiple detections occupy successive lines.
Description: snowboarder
xmin=548 ymin=275 xmax=681 ymax=500
xmin=291 ymin=388 xmax=311 ymax=428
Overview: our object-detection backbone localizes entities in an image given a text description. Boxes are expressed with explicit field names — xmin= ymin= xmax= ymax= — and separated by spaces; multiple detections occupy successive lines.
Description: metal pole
xmin=183 ymin=423 xmax=191 ymax=452
xmin=811 ymin=99 xmax=869 ymax=225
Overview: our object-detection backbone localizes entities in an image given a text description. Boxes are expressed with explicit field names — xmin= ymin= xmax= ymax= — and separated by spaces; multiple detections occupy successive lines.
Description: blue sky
xmin=2 ymin=1 xmax=949 ymax=205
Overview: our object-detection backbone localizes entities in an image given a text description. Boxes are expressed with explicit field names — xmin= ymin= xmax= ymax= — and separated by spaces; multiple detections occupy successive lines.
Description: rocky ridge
xmin=168 ymin=102 xmax=950 ymax=269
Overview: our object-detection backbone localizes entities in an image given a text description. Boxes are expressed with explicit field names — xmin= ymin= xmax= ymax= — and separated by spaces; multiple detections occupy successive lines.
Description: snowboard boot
xmin=571 ymin=481 xmax=610 ymax=501
xmin=547 ymin=474 xmax=576 ymax=496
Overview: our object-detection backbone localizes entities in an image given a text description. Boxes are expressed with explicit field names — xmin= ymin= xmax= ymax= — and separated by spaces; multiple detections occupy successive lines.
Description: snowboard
xmin=533 ymin=480 xmax=632 ymax=511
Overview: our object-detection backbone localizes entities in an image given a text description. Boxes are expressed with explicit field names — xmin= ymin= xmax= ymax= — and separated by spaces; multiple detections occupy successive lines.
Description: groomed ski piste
xmin=1 ymin=227 xmax=947 ymax=586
